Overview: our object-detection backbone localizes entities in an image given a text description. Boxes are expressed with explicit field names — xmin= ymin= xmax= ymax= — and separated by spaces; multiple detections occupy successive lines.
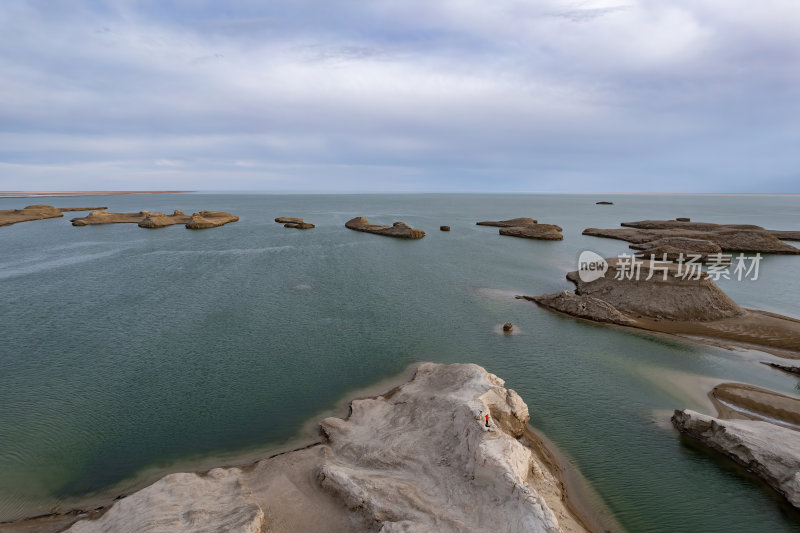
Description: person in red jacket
xmin=485 ymin=413 xmax=490 ymax=427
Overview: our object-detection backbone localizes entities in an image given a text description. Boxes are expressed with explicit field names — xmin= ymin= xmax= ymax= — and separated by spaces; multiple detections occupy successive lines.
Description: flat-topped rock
xmin=596 ymin=201 xmax=613 ymax=205
xmin=584 ymin=220 xmax=800 ymax=254
xmin=62 ymin=363 xmax=588 ymax=533
xmin=527 ymin=257 xmax=800 ymax=356
xmin=71 ymin=210 xmax=238 ymax=229
xmin=185 ymin=211 xmax=239 ymax=229
xmin=275 ymin=217 xmax=315 ymax=229
xmin=477 ymin=217 xmax=538 ymax=227
xmin=0 ymin=204 xmax=63 ymax=226
xmin=499 ymin=224 xmax=563 ymax=241
xmin=345 ymin=217 xmax=425 ymax=239
xmin=672 ymin=409 xmax=800 ymax=509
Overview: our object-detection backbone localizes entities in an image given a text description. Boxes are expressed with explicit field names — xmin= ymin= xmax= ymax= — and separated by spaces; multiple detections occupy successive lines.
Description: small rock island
xmin=345 ymin=217 xmax=425 ymax=239
xmin=584 ymin=219 xmax=800 ymax=256
xmin=275 ymin=217 xmax=315 ymax=229
xmin=0 ymin=205 xmax=107 ymax=227
xmin=477 ymin=218 xmax=563 ymax=240
xmin=71 ymin=210 xmax=238 ymax=229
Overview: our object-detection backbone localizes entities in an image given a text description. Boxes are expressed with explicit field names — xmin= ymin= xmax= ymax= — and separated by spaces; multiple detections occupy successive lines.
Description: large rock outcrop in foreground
xmin=528 ymin=258 xmax=800 ymax=357
xmin=584 ymin=219 xmax=800 ymax=255
xmin=477 ymin=218 xmax=563 ymax=241
xmin=65 ymin=363 xmax=588 ymax=533
xmin=672 ymin=409 xmax=800 ymax=509
xmin=70 ymin=210 xmax=238 ymax=229
xmin=345 ymin=217 xmax=425 ymax=239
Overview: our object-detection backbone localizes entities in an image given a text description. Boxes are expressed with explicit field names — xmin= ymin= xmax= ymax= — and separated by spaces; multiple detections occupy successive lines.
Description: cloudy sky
xmin=1 ymin=0 xmax=798 ymax=192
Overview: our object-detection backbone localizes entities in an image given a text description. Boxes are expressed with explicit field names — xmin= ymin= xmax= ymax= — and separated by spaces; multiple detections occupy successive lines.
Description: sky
xmin=1 ymin=0 xmax=799 ymax=193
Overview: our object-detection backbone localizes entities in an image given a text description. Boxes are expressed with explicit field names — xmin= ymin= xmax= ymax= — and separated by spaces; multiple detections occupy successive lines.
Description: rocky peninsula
xmin=70 ymin=210 xmax=238 ymax=229
xmin=9 ymin=364 xmax=595 ymax=533
xmin=672 ymin=383 xmax=800 ymax=510
xmin=275 ymin=217 xmax=315 ymax=229
xmin=477 ymin=218 xmax=563 ymax=241
xmin=584 ymin=219 xmax=800 ymax=255
xmin=526 ymin=258 xmax=800 ymax=358
xmin=345 ymin=217 xmax=425 ymax=239
xmin=0 ymin=205 xmax=106 ymax=227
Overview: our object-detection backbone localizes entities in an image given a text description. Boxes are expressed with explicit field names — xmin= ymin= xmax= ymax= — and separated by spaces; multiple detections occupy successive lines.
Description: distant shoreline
xmin=0 ymin=191 xmax=191 ymax=198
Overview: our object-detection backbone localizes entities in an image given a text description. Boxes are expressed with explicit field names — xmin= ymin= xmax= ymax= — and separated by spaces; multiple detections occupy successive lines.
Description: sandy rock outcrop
xmin=584 ymin=220 xmax=800 ymax=254
xmin=63 ymin=363 xmax=588 ymax=533
xmin=71 ymin=210 xmax=151 ymax=226
xmin=629 ymin=237 xmax=722 ymax=263
xmin=477 ymin=218 xmax=538 ymax=227
xmin=185 ymin=211 xmax=239 ymax=229
xmin=138 ymin=211 xmax=190 ymax=228
xmin=528 ymin=257 xmax=800 ymax=356
xmin=672 ymin=409 xmax=800 ymax=509
xmin=345 ymin=217 xmax=425 ymax=239
xmin=500 ymin=225 xmax=564 ymax=241
xmin=275 ymin=217 xmax=315 ymax=229
xmin=477 ymin=218 xmax=563 ymax=241
xmin=0 ymin=205 xmax=63 ymax=226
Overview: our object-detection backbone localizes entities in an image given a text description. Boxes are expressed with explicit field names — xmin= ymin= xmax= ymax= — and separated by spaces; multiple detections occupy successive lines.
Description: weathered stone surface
xmin=584 ymin=220 xmax=800 ymax=254
xmin=138 ymin=211 xmax=190 ymax=228
xmin=185 ymin=211 xmax=239 ymax=229
xmin=672 ymin=409 xmax=800 ymax=509
xmin=440 ymin=225 xmax=451 ymax=231
xmin=71 ymin=210 xmax=152 ymax=226
xmin=476 ymin=218 xmax=538 ymax=227
xmin=499 ymin=224 xmax=563 ymax=241
xmin=0 ymin=205 xmax=63 ymax=226
xmin=275 ymin=217 xmax=315 ymax=229
xmin=345 ymin=217 xmax=425 ymax=239
xmin=64 ymin=364 xmax=587 ymax=533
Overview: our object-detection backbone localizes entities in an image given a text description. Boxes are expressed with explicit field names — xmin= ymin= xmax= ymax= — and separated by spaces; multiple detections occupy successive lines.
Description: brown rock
xmin=476 ymin=218 xmax=537 ymax=227
xmin=138 ymin=211 xmax=191 ymax=228
xmin=345 ymin=217 xmax=425 ymax=239
xmin=0 ymin=205 xmax=63 ymax=227
xmin=276 ymin=216 xmax=315 ymax=229
xmin=596 ymin=201 xmax=614 ymax=205
xmin=502 ymin=322 xmax=513 ymax=332
xmin=499 ymin=225 xmax=563 ymax=241
xmin=185 ymin=211 xmax=239 ymax=229
xmin=440 ymin=226 xmax=451 ymax=231
xmin=676 ymin=217 xmax=690 ymax=222
xmin=584 ymin=220 xmax=800 ymax=254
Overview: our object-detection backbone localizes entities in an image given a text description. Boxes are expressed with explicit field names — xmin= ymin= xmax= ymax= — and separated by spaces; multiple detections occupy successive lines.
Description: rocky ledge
xmin=584 ymin=219 xmax=800 ymax=255
xmin=70 ymin=210 xmax=238 ymax=229
xmin=672 ymin=409 xmax=800 ymax=509
xmin=60 ymin=363 xmax=588 ymax=533
xmin=0 ymin=205 xmax=107 ymax=227
xmin=345 ymin=217 xmax=425 ymax=239
xmin=275 ymin=217 xmax=315 ymax=229
xmin=526 ymin=258 xmax=800 ymax=357
xmin=477 ymin=218 xmax=563 ymax=241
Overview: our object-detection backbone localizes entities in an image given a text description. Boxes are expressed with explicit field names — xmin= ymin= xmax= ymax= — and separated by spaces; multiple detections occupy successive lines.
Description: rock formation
xmin=61 ymin=363 xmax=589 ymax=533
xmin=185 ymin=211 xmax=239 ymax=229
xmin=0 ymin=205 xmax=63 ymax=226
xmin=440 ymin=225 xmax=451 ymax=231
xmin=275 ymin=217 xmax=315 ymax=229
xmin=345 ymin=217 xmax=425 ymax=239
xmin=503 ymin=322 xmax=513 ymax=332
xmin=672 ymin=409 xmax=800 ymax=509
xmin=595 ymin=201 xmax=613 ymax=205
xmin=763 ymin=362 xmax=800 ymax=376
xmin=584 ymin=220 xmax=800 ymax=255
xmin=70 ymin=210 xmax=238 ymax=229
xmin=527 ymin=258 xmax=800 ymax=356
xmin=477 ymin=218 xmax=563 ymax=241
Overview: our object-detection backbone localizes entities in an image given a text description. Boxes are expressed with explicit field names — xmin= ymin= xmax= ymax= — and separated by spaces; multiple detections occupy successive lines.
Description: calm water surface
xmin=1 ymin=193 xmax=799 ymax=532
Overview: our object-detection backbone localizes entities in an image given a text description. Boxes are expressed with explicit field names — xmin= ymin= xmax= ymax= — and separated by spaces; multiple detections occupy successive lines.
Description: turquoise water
xmin=1 ymin=193 xmax=799 ymax=532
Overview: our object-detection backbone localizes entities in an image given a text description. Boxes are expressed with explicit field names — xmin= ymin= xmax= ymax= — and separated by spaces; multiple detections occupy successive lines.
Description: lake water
xmin=1 ymin=193 xmax=799 ymax=532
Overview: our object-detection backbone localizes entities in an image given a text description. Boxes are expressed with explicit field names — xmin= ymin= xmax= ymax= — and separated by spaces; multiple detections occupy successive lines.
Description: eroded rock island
xmin=477 ymin=218 xmax=563 ymax=241
xmin=71 ymin=210 xmax=238 ymax=229
xmin=275 ymin=217 xmax=315 ymax=229
xmin=526 ymin=258 xmax=800 ymax=358
xmin=345 ymin=217 xmax=425 ymax=239
xmin=0 ymin=205 xmax=107 ymax=227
